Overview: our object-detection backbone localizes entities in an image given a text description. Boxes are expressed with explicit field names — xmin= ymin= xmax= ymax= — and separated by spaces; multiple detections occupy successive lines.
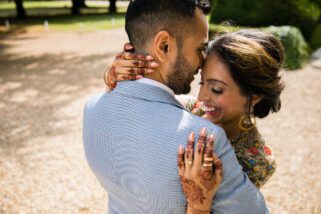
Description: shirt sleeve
xmin=237 ymin=143 xmax=277 ymax=188
xmin=207 ymin=127 xmax=269 ymax=214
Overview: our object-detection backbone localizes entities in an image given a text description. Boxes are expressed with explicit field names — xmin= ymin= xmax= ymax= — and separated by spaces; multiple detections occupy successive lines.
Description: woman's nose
xmin=198 ymin=86 xmax=209 ymax=102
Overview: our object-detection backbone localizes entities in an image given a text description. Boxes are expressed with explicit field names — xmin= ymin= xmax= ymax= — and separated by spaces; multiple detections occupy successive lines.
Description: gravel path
xmin=0 ymin=29 xmax=320 ymax=214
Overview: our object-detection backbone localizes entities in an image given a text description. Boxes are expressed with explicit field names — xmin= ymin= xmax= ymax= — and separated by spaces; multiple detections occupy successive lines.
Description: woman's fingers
xmin=114 ymin=66 xmax=155 ymax=76
xmin=200 ymin=134 xmax=215 ymax=192
xmin=203 ymin=133 xmax=214 ymax=170
xmin=116 ymin=52 xmax=156 ymax=62
xmin=113 ymin=58 xmax=158 ymax=69
xmin=177 ymin=145 xmax=185 ymax=176
xmin=123 ymin=43 xmax=135 ymax=52
xmin=104 ymin=65 xmax=117 ymax=90
xmin=185 ymin=132 xmax=195 ymax=175
xmin=213 ymin=153 xmax=223 ymax=184
xmin=193 ymin=127 xmax=207 ymax=172
xmin=116 ymin=74 xmax=143 ymax=81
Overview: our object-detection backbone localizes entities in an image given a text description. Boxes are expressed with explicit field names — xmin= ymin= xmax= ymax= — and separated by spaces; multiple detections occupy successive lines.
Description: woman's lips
xmin=204 ymin=105 xmax=221 ymax=117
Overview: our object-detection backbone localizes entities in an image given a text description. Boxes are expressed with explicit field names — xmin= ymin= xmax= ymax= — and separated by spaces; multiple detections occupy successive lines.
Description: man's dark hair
xmin=125 ymin=0 xmax=211 ymax=51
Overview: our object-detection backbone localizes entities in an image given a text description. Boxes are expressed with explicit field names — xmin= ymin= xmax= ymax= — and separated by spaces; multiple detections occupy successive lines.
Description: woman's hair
xmin=206 ymin=30 xmax=285 ymax=118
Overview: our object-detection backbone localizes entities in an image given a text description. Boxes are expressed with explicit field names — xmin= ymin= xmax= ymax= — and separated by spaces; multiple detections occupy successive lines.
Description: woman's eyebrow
xmin=207 ymin=78 xmax=228 ymax=86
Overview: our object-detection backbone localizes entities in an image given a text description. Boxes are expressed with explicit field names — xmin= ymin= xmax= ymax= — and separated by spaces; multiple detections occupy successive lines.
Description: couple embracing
xmin=83 ymin=0 xmax=284 ymax=213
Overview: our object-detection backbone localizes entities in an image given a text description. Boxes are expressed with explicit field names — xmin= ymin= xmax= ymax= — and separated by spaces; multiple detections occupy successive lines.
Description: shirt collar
xmin=136 ymin=78 xmax=175 ymax=97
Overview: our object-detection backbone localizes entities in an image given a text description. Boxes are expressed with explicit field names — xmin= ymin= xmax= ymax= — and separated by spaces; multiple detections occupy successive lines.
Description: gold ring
xmin=186 ymin=161 xmax=193 ymax=165
xmin=202 ymin=163 xmax=213 ymax=167
xmin=204 ymin=157 xmax=213 ymax=161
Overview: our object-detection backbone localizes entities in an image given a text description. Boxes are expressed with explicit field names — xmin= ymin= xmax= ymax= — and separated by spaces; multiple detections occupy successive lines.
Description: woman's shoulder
xmin=232 ymin=127 xmax=277 ymax=188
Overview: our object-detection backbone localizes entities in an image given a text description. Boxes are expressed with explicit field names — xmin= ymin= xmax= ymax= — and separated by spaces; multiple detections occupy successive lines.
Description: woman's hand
xmin=178 ymin=128 xmax=223 ymax=214
xmin=104 ymin=43 xmax=158 ymax=90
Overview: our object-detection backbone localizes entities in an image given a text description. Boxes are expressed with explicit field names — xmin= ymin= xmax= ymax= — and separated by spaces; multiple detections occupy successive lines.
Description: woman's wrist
xmin=187 ymin=203 xmax=212 ymax=214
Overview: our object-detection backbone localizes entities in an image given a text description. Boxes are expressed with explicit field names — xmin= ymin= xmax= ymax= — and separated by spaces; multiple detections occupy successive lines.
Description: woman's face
xmin=198 ymin=54 xmax=247 ymax=127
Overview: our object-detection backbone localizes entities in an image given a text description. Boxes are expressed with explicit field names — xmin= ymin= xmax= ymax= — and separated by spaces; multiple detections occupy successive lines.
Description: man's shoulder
xmin=84 ymin=92 xmax=114 ymax=112
xmin=185 ymin=112 xmax=226 ymax=137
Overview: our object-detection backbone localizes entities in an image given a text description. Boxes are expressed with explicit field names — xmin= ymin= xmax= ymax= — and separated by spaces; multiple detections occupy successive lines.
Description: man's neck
xmin=144 ymin=71 xmax=166 ymax=86
xmin=139 ymin=73 xmax=175 ymax=97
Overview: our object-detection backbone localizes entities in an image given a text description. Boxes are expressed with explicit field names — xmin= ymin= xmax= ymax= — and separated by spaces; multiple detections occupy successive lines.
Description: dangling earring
xmin=238 ymin=113 xmax=256 ymax=131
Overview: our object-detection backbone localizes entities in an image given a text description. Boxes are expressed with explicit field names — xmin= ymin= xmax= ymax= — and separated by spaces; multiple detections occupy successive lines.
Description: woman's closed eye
xmin=211 ymin=87 xmax=223 ymax=94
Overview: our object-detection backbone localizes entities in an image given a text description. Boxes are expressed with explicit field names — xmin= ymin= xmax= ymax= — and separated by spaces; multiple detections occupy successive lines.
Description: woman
xmin=105 ymin=30 xmax=285 ymax=211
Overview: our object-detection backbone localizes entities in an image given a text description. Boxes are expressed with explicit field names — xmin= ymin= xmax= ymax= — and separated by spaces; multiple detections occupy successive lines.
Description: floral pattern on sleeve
xmin=229 ymin=127 xmax=276 ymax=188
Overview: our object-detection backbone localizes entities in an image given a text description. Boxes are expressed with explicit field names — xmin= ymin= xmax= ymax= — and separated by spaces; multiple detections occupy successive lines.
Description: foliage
xmin=264 ymin=26 xmax=310 ymax=69
xmin=309 ymin=24 xmax=321 ymax=50
xmin=210 ymin=0 xmax=321 ymax=41
xmin=209 ymin=25 xmax=311 ymax=70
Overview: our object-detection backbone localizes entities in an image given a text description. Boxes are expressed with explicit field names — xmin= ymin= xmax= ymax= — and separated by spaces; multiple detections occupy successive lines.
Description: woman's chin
xmin=207 ymin=116 xmax=221 ymax=125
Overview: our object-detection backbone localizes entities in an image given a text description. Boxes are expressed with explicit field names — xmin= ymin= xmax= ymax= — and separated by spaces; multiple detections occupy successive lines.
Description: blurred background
xmin=0 ymin=0 xmax=320 ymax=213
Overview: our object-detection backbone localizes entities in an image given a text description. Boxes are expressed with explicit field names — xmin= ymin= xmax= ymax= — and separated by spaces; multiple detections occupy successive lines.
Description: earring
xmin=238 ymin=114 xmax=256 ymax=131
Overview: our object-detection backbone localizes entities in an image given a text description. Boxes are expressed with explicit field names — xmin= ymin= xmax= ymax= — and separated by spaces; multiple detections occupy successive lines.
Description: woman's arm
xmin=237 ymin=143 xmax=276 ymax=188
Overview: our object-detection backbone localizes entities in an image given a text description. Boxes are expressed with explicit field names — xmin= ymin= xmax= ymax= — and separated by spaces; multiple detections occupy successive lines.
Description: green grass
xmin=0 ymin=1 xmax=127 ymax=32
xmin=0 ymin=1 xmax=72 ymax=10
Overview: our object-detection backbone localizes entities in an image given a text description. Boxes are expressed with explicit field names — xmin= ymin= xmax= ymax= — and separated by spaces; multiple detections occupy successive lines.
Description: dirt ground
xmin=0 ymin=29 xmax=320 ymax=214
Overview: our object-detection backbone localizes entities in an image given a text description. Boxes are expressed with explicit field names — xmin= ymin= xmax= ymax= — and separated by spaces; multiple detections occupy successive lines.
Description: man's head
xmin=125 ymin=0 xmax=211 ymax=94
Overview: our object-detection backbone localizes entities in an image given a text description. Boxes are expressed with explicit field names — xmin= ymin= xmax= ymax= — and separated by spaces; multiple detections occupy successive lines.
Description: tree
xmin=14 ymin=0 xmax=26 ymax=19
xmin=210 ymin=0 xmax=321 ymax=41
xmin=79 ymin=0 xmax=87 ymax=8
xmin=71 ymin=0 xmax=82 ymax=14
xmin=109 ymin=0 xmax=117 ymax=13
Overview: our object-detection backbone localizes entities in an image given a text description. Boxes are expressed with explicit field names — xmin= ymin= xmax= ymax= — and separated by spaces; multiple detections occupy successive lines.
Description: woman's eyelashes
xmin=211 ymin=87 xmax=223 ymax=94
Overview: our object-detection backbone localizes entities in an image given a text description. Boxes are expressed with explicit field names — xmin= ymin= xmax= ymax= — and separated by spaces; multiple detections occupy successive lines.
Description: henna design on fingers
xmin=204 ymin=135 xmax=214 ymax=157
xmin=128 ymin=68 xmax=135 ymax=74
xmin=186 ymin=133 xmax=194 ymax=160
xmin=197 ymin=127 xmax=207 ymax=154
xmin=133 ymin=61 xmax=139 ymax=66
xmin=137 ymin=68 xmax=145 ymax=75
xmin=180 ymin=175 xmax=206 ymax=205
xmin=137 ymin=54 xmax=145 ymax=60
xmin=196 ymin=135 xmax=206 ymax=155
xmin=199 ymin=134 xmax=216 ymax=192
xmin=177 ymin=145 xmax=185 ymax=170
xmin=213 ymin=154 xmax=223 ymax=177
xmin=127 ymin=75 xmax=138 ymax=81
xmin=197 ymin=142 xmax=203 ymax=155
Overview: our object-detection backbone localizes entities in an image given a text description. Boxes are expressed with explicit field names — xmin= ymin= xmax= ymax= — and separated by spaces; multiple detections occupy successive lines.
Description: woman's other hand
xmin=178 ymin=128 xmax=223 ymax=214
xmin=104 ymin=43 xmax=158 ymax=90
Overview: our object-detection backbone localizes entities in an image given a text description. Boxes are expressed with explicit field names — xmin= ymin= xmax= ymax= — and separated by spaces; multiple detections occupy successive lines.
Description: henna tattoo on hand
xmin=186 ymin=139 xmax=194 ymax=160
xmin=180 ymin=175 xmax=206 ymax=204
xmin=178 ymin=146 xmax=184 ymax=170
xmin=200 ymin=168 xmax=215 ymax=192
xmin=196 ymin=136 xmax=205 ymax=155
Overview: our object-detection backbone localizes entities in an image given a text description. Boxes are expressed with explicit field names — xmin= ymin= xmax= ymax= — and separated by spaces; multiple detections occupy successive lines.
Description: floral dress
xmin=181 ymin=96 xmax=276 ymax=188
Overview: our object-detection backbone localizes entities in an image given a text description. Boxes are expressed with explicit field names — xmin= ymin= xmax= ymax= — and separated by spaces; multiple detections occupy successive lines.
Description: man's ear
xmin=153 ymin=31 xmax=175 ymax=62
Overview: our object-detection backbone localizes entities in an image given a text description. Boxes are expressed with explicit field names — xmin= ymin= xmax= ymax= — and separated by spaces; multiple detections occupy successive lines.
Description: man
xmin=83 ymin=0 xmax=269 ymax=213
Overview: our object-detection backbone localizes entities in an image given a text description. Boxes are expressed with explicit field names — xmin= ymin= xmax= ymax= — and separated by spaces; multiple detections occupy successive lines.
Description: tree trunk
xmin=79 ymin=0 xmax=87 ymax=8
xmin=14 ymin=0 xmax=26 ymax=19
xmin=71 ymin=0 xmax=81 ymax=14
xmin=109 ymin=0 xmax=117 ymax=13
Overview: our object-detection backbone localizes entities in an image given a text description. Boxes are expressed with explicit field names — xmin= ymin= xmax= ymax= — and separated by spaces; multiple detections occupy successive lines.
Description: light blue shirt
xmin=83 ymin=80 xmax=269 ymax=213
